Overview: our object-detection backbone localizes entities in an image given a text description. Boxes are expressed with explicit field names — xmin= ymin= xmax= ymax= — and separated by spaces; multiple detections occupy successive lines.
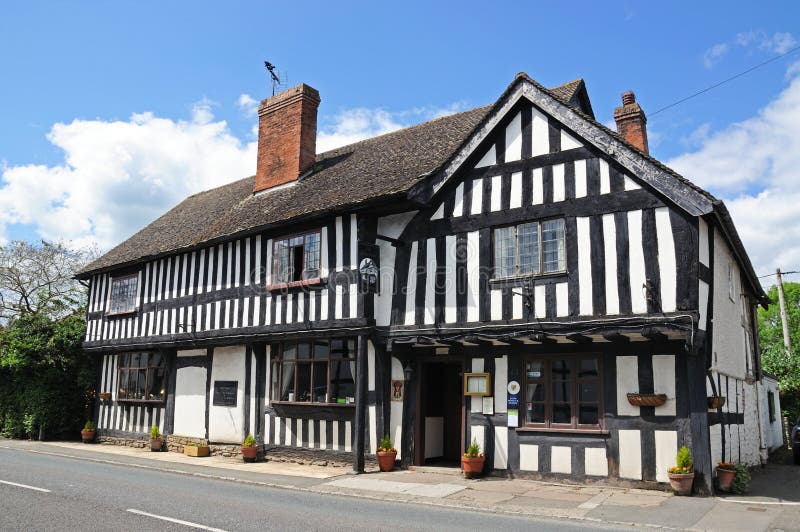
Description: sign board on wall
xmin=507 ymin=380 xmax=520 ymax=427
xmin=391 ymin=380 xmax=404 ymax=401
xmin=213 ymin=381 xmax=238 ymax=407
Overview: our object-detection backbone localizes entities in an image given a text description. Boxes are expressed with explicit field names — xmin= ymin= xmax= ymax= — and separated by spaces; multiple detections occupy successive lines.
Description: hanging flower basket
xmin=98 ymin=392 xmax=111 ymax=401
xmin=707 ymin=396 xmax=726 ymax=409
xmin=627 ymin=393 xmax=667 ymax=407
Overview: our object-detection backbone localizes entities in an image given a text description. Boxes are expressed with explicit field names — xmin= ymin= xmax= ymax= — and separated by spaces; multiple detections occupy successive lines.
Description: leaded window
xmin=272 ymin=231 xmax=321 ymax=284
xmin=109 ymin=274 xmax=138 ymax=314
xmin=493 ymin=219 xmax=565 ymax=278
xmin=270 ymin=339 xmax=356 ymax=404
xmin=525 ymin=356 xmax=602 ymax=429
xmin=117 ymin=352 xmax=166 ymax=402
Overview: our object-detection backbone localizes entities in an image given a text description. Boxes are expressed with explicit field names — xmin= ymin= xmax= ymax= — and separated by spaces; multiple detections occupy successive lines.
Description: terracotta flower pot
xmin=461 ymin=456 xmax=485 ymax=478
xmin=376 ymin=451 xmax=397 ymax=472
xmin=241 ymin=445 xmax=258 ymax=463
xmin=81 ymin=429 xmax=95 ymax=443
xmin=668 ymin=472 xmax=694 ymax=495
xmin=716 ymin=467 xmax=736 ymax=492
xmin=150 ymin=437 xmax=163 ymax=452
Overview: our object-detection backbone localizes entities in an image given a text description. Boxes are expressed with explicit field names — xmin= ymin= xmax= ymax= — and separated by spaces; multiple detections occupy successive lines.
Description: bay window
xmin=270 ymin=339 xmax=356 ymax=404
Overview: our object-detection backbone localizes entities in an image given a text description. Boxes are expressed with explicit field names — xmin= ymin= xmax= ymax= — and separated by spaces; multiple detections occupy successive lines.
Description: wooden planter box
xmin=98 ymin=392 xmax=111 ymax=401
xmin=184 ymin=445 xmax=210 ymax=457
xmin=627 ymin=393 xmax=667 ymax=407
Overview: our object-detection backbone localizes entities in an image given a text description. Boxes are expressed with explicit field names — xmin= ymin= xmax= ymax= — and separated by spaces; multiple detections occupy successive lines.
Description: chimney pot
xmin=614 ymin=90 xmax=649 ymax=154
xmin=254 ymin=83 xmax=320 ymax=193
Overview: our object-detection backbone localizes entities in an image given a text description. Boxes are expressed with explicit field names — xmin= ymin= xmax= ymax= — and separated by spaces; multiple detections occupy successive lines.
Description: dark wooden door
xmin=442 ymin=363 xmax=462 ymax=461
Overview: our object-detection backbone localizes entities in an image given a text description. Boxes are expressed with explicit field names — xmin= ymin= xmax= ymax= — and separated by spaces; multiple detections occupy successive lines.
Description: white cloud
xmin=0 ymin=104 xmax=256 ymax=249
xmin=237 ymin=93 xmax=259 ymax=118
xmin=0 ymin=100 xmax=467 ymax=250
xmin=667 ymin=66 xmax=800 ymax=278
xmin=760 ymin=31 xmax=797 ymax=54
xmin=703 ymin=43 xmax=729 ymax=68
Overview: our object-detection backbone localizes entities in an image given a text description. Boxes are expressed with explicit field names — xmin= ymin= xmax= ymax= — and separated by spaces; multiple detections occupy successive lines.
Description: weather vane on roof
xmin=264 ymin=61 xmax=286 ymax=96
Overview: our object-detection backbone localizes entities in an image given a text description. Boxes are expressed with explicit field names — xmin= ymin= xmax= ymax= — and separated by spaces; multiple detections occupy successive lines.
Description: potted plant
xmin=241 ymin=433 xmax=258 ymax=463
xmin=183 ymin=439 xmax=210 ymax=457
xmin=461 ymin=438 xmax=485 ymax=478
xmin=81 ymin=421 xmax=95 ymax=443
xmin=376 ymin=434 xmax=397 ymax=472
xmin=716 ymin=461 xmax=736 ymax=492
xmin=730 ymin=464 xmax=751 ymax=494
xmin=707 ymin=396 xmax=726 ymax=409
xmin=149 ymin=424 xmax=163 ymax=452
xmin=667 ymin=445 xmax=694 ymax=495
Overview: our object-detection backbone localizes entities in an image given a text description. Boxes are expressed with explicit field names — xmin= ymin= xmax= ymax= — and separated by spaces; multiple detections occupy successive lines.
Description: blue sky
xmin=1 ymin=1 xmax=799 ymax=279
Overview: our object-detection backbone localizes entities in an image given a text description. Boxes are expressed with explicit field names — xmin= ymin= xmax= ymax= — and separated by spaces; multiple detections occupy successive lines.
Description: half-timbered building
xmin=78 ymin=73 xmax=782 ymax=493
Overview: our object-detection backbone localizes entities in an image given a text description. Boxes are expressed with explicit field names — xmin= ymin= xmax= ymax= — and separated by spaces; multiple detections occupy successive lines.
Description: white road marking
xmin=0 ymin=480 xmax=51 ymax=493
xmin=126 ymin=509 xmax=230 ymax=531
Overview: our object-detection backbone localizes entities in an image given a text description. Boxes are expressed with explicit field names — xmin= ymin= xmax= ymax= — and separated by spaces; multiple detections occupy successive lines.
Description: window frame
xmin=492 ymin=218 xmax=566 ymax=280
xmin=523 ymin=355 xmax=604 ymax=431
xmin=106 ymin=273 xmax=139 ymax=316
xmin=269 ymin=229 xmax=323 ymax=289
xmin=270 ymin=338 xmax=357 ymax=406
xmin=116 ymin=352 xmax=167 ymax=404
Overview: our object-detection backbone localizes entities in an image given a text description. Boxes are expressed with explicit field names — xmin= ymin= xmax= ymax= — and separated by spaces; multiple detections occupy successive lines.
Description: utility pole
xmin=776 ymin=268 xmax=792 ymax=356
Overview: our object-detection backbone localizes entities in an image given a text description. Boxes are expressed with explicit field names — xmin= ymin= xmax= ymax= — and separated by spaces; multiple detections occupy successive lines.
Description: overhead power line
xmin=758 ymin=270 xmax=799 ymax=279
xmin=650 ymin=44 xmax=800 ymax=117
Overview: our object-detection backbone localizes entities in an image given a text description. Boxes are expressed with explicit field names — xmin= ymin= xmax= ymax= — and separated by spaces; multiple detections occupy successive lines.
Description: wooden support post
xmin=352 ymin=334 xmax=368 ymax=473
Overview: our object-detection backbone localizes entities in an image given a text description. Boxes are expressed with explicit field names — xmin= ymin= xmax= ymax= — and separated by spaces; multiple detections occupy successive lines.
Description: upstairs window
xmin=493 ymin=219 xmax=565 ymax=278
xmin=272 ymin=231 xmax=321 ymax=284
xmin=108 ymin=274 xmax=138 ymax=314
xmin=117 ymin=352 xmax=166 ymax=403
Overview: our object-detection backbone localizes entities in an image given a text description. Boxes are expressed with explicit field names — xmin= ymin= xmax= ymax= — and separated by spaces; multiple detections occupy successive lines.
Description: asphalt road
xmin=0 ymin=446 xmax=630 ymax=532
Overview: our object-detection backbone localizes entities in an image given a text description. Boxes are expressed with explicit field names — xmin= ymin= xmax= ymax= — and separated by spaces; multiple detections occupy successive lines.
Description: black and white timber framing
xmin=81 ymin=73 xmax=776 ymax=494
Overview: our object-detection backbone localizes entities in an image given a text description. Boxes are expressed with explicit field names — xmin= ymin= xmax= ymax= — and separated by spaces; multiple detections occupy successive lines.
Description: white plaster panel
xmin=555 ymin=282 xmax=568 ymax=317
xmin=561 ymin=130 xmax=582 ymax=150
xmin=602 ymin=213 xmax=619 ymax=315
xmin=698 ymin=280 xmax=709 ymax=331
xmin=505 ymin=111 xmax=522 ymax=162
xmin=652 ymin=355 xmax=677 ymax=416
xmin=552 ymin=163 xmax=565 ymax=202
xmin=475 ymin=145 xmax=495 ymax=168
xmin=490 ymin=288 xmax=503 ymax=321
xmin=532 ymin=168 xmax=543 ymax=205
xmin=519 ymin=444 xmax=539 ymax=471
xmin=534 ymin=284 xmax=546 ymax=318
xmin=551 ymin=446 xmax=571 ymax=474
xmin=616 ymin=356 xmax=640 ymax=416
xmin=470 ymin=424 xmax=486 ymax=453
xmin=510 ymin=171 xmax=522 ymax=209
xmin=207 ymin=345 xmax=246 ymax=443
xmin=654 ymin=430 xmax=677 ymax=483
xmin=655 ymin=207 xmax=677 ymax=312
xmin=698 ymin=217 xmax=709 ymax=266
xmin=627 ymin=210 xmax=647 ymax=314
xmin=430 ymin=203 xmax=444 ymax=220
xmin=599 ymin=159 xmax=610 ymax=194
xmin=424 ymin=238 xmax=436 ymax=324
xmin=445 ymin=235 xmax=457 ymax=323
xmin=577 ymin=216 xmax=592 ymax=315
xmin=494 ymin=356 xmax=508 ymax=413
xmin=623 ymin=175 xmax=641 ymax=190
xmin=494 ymin=428 xmax=508 ymax=469
xmin=466 ymin=231 xmax=480 ymax=322
xmin=531 ymin=107 xmax=549 ymax=156
xmin=491 ymin=175 xmax=502 ymax=212
xmin=453 ymin=182 xmax=464 ymax=217
xmin=424 ymin=417 xmax=444 ymax=458
xmin=471 ymin=178 xmax=483 ymax=214
xmin=405 ymin=241 xmax=418 ymax=325
xmin=584 ymin=447 xmax=608 ymax=476
xmin=711 ymin=231 xmax=748 ymax=378
xmin=618 ymin=430 xmax=642 ymax=479
xmin=471 ymin=358 xmax=484 ymax=413
xmin=177 ymin=348 xmax=206 ymax=358
xmin=574 ymin=159 xmax=587 ymax=198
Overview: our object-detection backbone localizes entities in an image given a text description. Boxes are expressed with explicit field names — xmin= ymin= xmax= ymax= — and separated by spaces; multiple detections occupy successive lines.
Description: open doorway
xmin=417 ymin=361 xmax=462 ymax=466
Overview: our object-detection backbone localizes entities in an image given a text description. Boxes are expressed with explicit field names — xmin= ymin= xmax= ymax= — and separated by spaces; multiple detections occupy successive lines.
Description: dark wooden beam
xmin=641 ymin=327 xmax=667 ymax=342
xmin=602 ymin=332 xmax=630 ymax=343
xmin=529 ymin=333 xmax=556 ymax=345
xmin=565 ymin=333 xmax=593 ymax=344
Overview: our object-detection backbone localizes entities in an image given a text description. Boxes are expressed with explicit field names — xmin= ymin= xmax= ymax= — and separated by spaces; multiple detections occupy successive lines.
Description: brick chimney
xmin=254 ymin=84 xmax=320 ymax=193
xmin=613 ymin=91 xmax=649 ymax=154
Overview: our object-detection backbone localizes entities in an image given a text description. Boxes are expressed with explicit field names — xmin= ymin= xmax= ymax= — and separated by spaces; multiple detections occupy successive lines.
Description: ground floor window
xmin=525 ymin=355 xmax=602 ymax=429
xmin=117 ymin=352 xmax=166 ymax=402
xmin=270 ymin=338 xmax=356 ymax=404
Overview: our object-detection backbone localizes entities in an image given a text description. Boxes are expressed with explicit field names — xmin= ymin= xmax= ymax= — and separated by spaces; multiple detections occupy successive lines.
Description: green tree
xmin=757 ymin=281 xmax=800 ymax=420
xmin=0 ymin=240 xmax=97 ymax=439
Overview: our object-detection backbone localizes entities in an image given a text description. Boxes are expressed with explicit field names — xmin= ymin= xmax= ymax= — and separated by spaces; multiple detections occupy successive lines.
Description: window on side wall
xmin=272 ymin=230 xmax=321 ymax=285
xmin=270 ymin=339 xmax=356 ymax=404
xmin=524 ymin=355 xmax=602 ymax=430
xmin=117 ymin=352 xmax=167 ymax=403
xmin=728 ymin=262 xmax=735 ymax=301
xmin=108 ymin=274 xmax=138 ymax=315
xmin=493 ymin=219 xmax=565 ymax=279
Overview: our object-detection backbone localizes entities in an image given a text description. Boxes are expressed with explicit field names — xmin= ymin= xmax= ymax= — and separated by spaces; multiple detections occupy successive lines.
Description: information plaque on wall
xmin=507 ymin=380 xmax=520 ymax=427
xmin=213 ymin=381 xmax=238 ymax=407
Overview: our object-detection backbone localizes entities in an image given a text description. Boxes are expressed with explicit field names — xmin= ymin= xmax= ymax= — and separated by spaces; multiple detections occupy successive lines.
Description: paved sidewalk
xmin=2 ymin=439 xmax=798 ymax=531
